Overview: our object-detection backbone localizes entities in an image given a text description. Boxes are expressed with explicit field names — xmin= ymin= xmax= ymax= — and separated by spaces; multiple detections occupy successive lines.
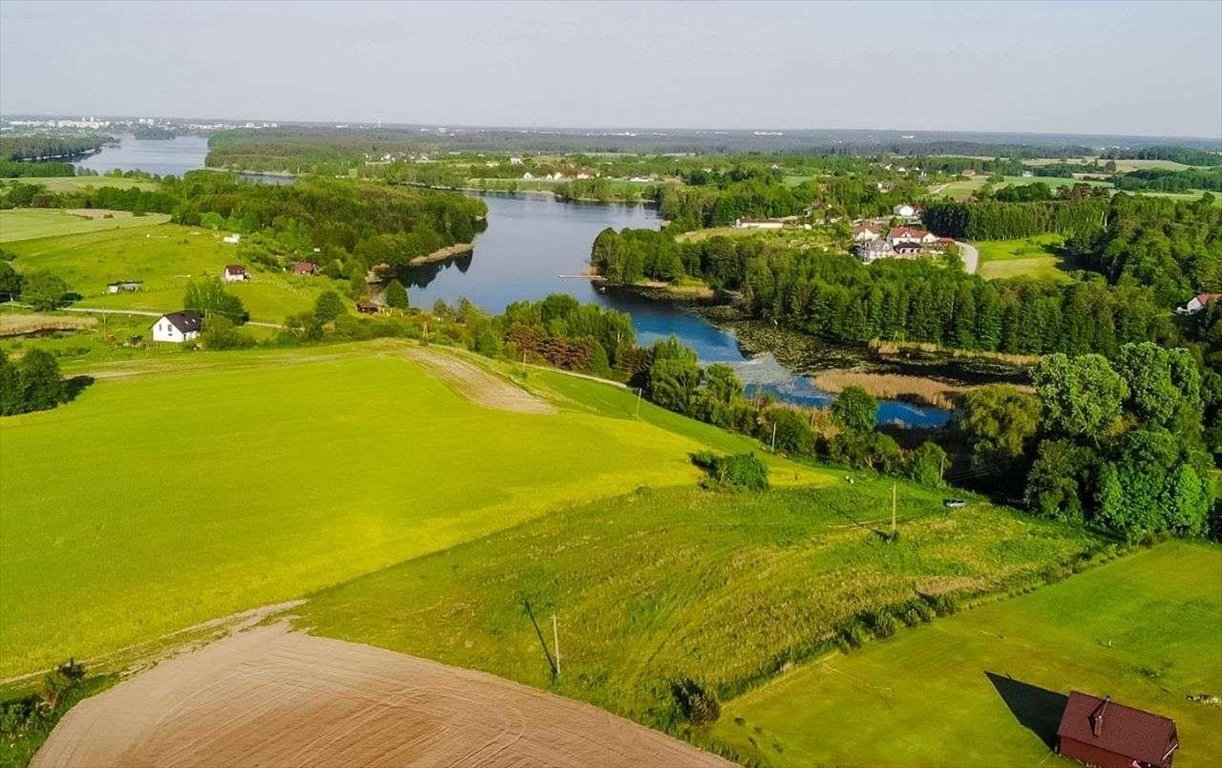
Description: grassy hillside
xmin=713 ymin=541 xmax=1222 ymax=767
xmin=976 ymin=233 xmax=1072 ymax=282
xmin=299 ymin=482 xmax=1101 ymax=732
xmin=0 ymin=209 xmax=170 ymax=243
xmin=3 ymin=223 xmax=328 ymax=323
xmin=0 ymin=342 xmax=816 ymax=678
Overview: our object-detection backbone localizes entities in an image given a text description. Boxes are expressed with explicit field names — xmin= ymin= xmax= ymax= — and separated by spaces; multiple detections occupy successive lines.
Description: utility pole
xmin=891 ymin=482 xmax=897 ymax=535
xmin=551 ymin=614 xmax=561 ymax=677
xmin=635 ymin=387 xmax=642 ymax=418
xmin=771 ymin=423 xmax=778 ymax=452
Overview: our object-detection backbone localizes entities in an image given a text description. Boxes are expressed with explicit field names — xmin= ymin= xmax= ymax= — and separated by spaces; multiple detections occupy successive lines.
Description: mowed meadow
xmin=2 ymin=219 xmax=329 ymax=323
xmin=0 ymin=208 xmax=171 ymax=243
xmin=0 ymin=342 xmax=819 ymax=678
xmin=713 ymin=542 xmax=1222 ymax=767
xmin=299 ymin=482 xmax=1103 ymax=734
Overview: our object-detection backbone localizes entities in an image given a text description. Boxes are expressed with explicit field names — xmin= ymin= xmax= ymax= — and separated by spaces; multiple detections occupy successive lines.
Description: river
xmin=78 ymin=135 xmax=950 ymax=426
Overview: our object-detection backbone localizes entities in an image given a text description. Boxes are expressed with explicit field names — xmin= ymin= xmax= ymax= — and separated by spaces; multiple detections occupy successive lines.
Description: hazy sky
xmin=2 ymin=0 xmax=1219 ymax=138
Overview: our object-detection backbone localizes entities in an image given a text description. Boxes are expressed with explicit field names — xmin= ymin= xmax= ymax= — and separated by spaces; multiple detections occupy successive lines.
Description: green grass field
xmin=299 ymin=481 xmax=1101 ymax=732
xmin=0 ymin=209 xmax=171 ymax=243
xmin=5 ymin=176 xmax=160 ymax=193
xmin=0 ymin=342 xmax=818 ymax=678
xmin=713 ymin=541 xmax=1222 ymax=767
xmin=976 ymin=234 xmax=1072 ymax=282
xmin=3 ymin=222 xmax=329 ymax=323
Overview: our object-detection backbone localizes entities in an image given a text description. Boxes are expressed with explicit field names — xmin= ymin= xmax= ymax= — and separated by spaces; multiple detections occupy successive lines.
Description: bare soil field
xmin=0 ymin=313 xmax=96 ymax=337
xmin=405 ymin=347 xmax=557 ymax=414
xmin=65 ymin=208 xmax=134 ymax=219
xmin=34 ymin=623 xmax=730 ymax=768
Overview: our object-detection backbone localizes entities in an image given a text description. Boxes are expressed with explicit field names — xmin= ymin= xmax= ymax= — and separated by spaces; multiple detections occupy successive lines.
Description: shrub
xmin=865 ymin=609 xmax=897 ymax=639
xmin=690 ymin=452 xmax=769 ymax=491
xmin=923 ymin=593 xmax=959 ymax=617
xmin=671 ymin=678 xmax=720 ymax=726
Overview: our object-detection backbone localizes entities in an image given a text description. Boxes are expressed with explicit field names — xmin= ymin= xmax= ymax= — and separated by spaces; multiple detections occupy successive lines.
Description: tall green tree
xmin=1032 ymin=353 xmax=1128 ymax=443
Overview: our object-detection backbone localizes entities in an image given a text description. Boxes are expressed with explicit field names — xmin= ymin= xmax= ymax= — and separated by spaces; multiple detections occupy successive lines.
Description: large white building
xmin=151 ymin=311 xmax=203 ymax=343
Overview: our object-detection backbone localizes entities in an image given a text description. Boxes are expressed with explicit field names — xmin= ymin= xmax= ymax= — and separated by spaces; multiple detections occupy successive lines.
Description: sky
xmin=1 ymin=0 xmax=1220 ymax=139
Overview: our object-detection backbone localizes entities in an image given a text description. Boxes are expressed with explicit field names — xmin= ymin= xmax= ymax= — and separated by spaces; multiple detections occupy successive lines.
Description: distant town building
xmin=222 ymin=265 xmax=250 ymax=283
xmin=734 ymin=218 xmax=784 ymax=230
xmin=961 ymin=168 xmax=978 ymax=178
xmin=107 ymin=280 xmax=143 ymax=294
xmin=1056 ymin=692 xmax=1178 ymax=768
xmin=151 ymin=311 xmax=202 ymax=343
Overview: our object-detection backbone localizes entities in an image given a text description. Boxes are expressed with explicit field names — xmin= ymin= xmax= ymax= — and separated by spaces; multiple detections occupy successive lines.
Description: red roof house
xmin=1057 ymin=692 xmax=1178 ymax=768
xmin=292 ymin=261 xmax=318 ymax=276
xmin=222 ymin=264 xmax=250 ymax=282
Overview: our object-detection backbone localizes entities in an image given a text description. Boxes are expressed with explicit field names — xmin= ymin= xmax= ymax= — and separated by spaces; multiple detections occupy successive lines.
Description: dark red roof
xmin=292 ymin=261 xmax=318 ymax=275
xmin=224 ymin=264 xmax=247 ymax=275
xmin=1196 ymin=293 xmax=1222 ymax=306
xmin=1057 ymin=692 xmax=1178 ymax=766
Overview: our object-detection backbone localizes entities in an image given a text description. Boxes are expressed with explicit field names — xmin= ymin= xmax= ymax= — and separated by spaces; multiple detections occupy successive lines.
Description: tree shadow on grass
xmin=985 ymin=671 xmax=1067 ymax=749
xmin=521 ymin=597 xmax=557 ymax=680
xmin=64 ymin=375 xmax=95 ymax=404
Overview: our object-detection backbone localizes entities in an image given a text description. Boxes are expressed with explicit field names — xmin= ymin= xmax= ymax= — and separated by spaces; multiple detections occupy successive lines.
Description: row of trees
xmin=922 ymin=198 xmax=1109 ymax=240
xmin=957 ymin=343 xmax=1214 ymax=537
xmin=0 ymin=135 xmax=110 ymax=162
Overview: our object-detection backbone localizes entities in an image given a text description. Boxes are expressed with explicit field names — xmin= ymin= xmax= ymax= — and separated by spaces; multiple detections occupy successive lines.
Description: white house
xmin=892 ymin=203 xmax=917 ymax=218
xmin=223 ymin=264 xmax=250 ymax=282
xmin=887 ymin=226 xmax=937 ymax=246
xmin=855 ymin=239 xmax=897 ymax=264
xmin=852 ymin=223 xmax=882 ymax=242
xmin=222 ymin=233 xmax=241 ymax=244
xmin=151 ymin=311 xmax=203 ymax=343
xmin=734 ymin=218 xmax=784 ymax=230
xmin=107 ymin=280 xmax=143 ymax=293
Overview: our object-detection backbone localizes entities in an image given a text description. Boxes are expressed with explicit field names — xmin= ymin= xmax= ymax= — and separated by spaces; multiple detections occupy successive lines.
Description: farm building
xmin=292 ymin=261 xmax=319 ymax=276
xmin=734 ymin=218 xmax=784 ymax=230
xmin=1056 ymin=692 xmax=1178 ymax=768
xmin=222 ymin=233 xmax=241 ymax=244
xmin=107 ymin=280 xmax=143 ymax=293
xmin=356 ymin=301 xmax=380 ymax=314
xmin=151 ymin=311 xmax=203 ymax=343
xmin=223 ymin=264 xmax=250 ymax=282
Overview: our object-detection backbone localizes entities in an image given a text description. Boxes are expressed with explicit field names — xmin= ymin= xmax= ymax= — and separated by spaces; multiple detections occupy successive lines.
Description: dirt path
xmin=957 ymin=240 xmax=980 ymax=275
xmin=34 ymin=623 xmax=730 ymax=768
xmin=405 ymin=347 xmax=556 ymax=414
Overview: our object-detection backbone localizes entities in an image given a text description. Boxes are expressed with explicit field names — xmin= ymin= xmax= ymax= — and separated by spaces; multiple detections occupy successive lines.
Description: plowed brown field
xmin=34 ymin=623 xmax=730 ymax=768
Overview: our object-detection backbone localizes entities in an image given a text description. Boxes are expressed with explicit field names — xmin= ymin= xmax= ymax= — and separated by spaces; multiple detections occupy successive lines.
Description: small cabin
xmin=292 ymin=261 xmax=319 ymax=276
xmin=107 ymin=280 xmax=143 ymax=294
xmin=222 ymin=265 xmax=250 ymax=283
xmin=1057 ymin=692 xmax=1178 ymax=768
xmin=222 ymin=233 xmax=241 ymax=244
xmin=356 ymin=301 xmax=380 ymax=315
xmin=151 ymin=311 xmax=203 ymax=343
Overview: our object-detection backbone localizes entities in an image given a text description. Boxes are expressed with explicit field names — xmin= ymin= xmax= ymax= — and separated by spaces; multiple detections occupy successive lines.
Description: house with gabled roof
xmin=1177 ymin=293 xmax=1222 ymax=315
xmin=151 ymin=311 xmax=203 ymax=343
xmin=223 ymin=264 xmax=250 ymax=283
xmin=1057 ymin=692 xmax=1178 ymax=768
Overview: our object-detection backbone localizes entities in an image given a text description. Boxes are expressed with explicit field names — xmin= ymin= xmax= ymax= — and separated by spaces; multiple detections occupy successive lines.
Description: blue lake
xmin=79 ymin=137 xmax=950 ymax=427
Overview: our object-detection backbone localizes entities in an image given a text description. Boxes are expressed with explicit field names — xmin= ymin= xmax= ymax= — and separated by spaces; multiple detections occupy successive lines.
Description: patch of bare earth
xmin=33 ymin=623 xmax=729 ymax=768
xmin=66 ymin=208 xmax=134 ymax=219
xmin=405 ymin=347 xmax=556 ymax=414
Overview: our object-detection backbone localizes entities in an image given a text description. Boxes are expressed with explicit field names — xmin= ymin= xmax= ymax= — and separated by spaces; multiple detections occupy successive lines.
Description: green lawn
xmin=976 ymin=233 xmax=1072 ymax=282
xmin=713 ymin=541 xmax=1222 ymax=767
xmin=4 ymin=223 xmax=330 ymax=323
xmin=0 ymin=342 xmax=817 ymax=678
xmin=0 ymin=209 xmax=171 ymax=243
xmin=299 ymin=481 xmax=1100 ymax=733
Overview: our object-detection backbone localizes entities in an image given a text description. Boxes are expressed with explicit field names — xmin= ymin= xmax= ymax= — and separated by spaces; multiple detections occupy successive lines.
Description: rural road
xmin=6 ymin=303 xmax=284 ymax=329
xmin=957 ymin=241 xmax=979 ymax=275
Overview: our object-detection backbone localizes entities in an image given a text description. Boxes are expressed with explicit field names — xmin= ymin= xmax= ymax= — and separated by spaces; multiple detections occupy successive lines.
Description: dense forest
xmin=922 ymin=198 xmax=1110 ymax=240
xmin=1112 ymin=167 xmax=1222 ymax=192
xmin=1099 ymin=145 xmax=1222 ymax=167
xmin=0 ymin=134 xmax=111 ymax=163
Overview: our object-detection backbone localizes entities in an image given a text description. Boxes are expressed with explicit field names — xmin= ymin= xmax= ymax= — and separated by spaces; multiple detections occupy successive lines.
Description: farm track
xmin=33 ymin=623 xmax=730 ymax=768
xmin=405 ymin=346 xmax=557 ymax=414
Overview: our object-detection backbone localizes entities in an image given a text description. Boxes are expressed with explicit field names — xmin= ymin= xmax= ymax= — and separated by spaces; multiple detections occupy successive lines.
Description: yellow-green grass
xmin=299 ymin=482 xmax=1100 ymax=733
xmin=713 ymin=541 xmax=1222 ymax=767
xmin=4 ymin=223 xmax=329 ymax=323
xmin=977 ymin=234 xmax=1072 ymax=282
xmin=0 ymin=209 xmax=171 ymax=243
xmin=4 ymin=176 xmax=160 ymax=193
xmin=0 ymin=341 xmax=816 ymax=678
xmin=1142 ymin=190 xmax=1222 ymax=207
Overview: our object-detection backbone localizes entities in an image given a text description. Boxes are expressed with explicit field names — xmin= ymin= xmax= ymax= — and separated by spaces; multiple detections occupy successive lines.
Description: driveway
xmin=957 ymin=241 xmax=980 ymax=275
